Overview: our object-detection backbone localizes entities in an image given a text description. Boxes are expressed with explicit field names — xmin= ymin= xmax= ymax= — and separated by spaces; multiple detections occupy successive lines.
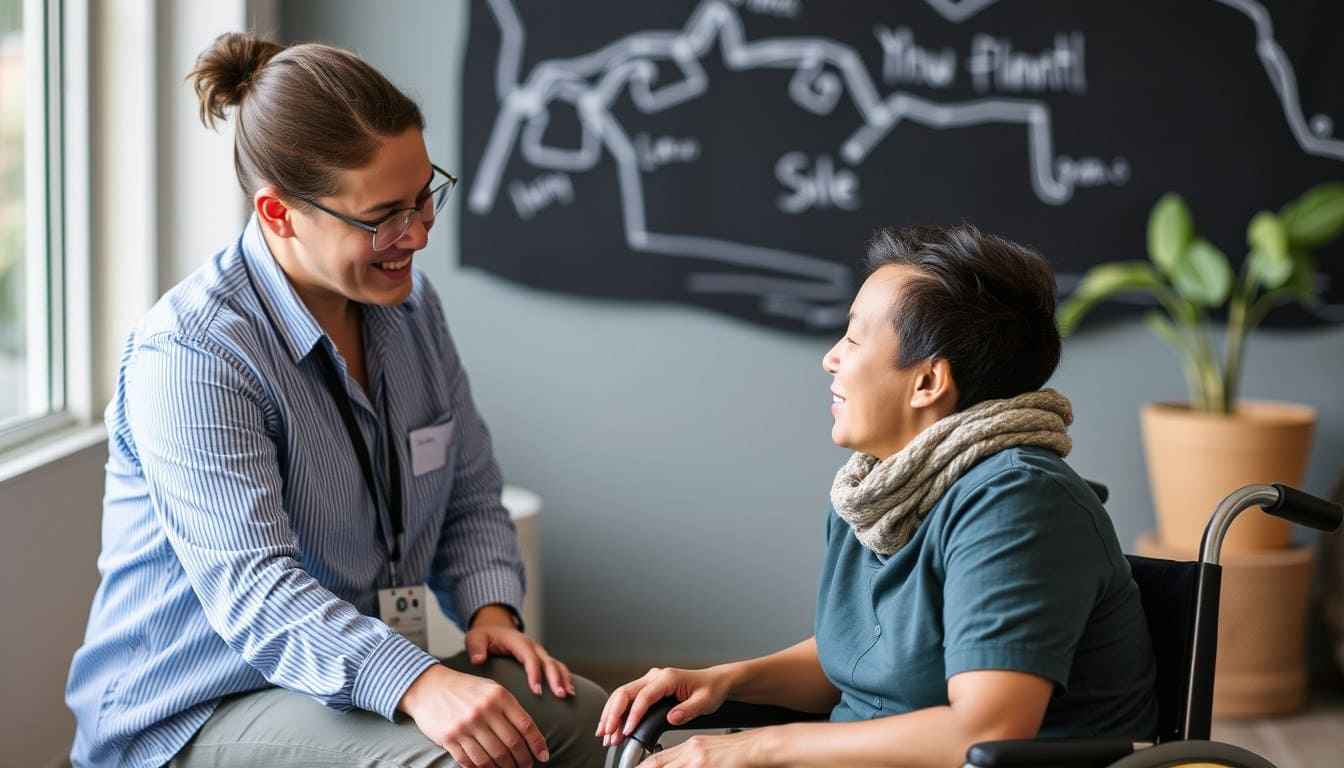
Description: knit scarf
xmin=831 ymin=388 xmax=1073 ymax=555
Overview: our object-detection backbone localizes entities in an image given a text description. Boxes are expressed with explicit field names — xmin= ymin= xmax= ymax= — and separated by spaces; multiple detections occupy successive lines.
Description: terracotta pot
xmin=1137 ymin=532 xmax=1315 ymax=718
xmin=1140 ymin=401 xmax=1315 ymax=554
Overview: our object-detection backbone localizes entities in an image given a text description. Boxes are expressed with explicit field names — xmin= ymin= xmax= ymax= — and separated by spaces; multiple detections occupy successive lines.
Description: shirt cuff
xmin=454 ymin=568 xmax=525 ymax=631
xmin=351 ymin=632 xmax=440 ymax=720
xmin=943 ymin=643 xmax=1072 ymax=690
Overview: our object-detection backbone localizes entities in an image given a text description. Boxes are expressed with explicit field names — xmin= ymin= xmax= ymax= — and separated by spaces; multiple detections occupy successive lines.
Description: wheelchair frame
xmin=607 ymin=482 xmax=1343 ymax=768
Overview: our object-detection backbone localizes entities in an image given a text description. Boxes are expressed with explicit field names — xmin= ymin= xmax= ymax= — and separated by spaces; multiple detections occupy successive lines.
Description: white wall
xmin=155 ymin=1 xmax=252 ymax=291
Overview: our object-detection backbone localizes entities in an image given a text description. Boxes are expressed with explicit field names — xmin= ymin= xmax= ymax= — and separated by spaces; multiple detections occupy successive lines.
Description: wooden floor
xmin=1211 ymin=701 xmax=1344 ymax=768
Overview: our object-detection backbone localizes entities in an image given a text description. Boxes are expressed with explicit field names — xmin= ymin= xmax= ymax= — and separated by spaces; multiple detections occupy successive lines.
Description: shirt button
xmin=873 ymin=624 xmax=882 ymax=636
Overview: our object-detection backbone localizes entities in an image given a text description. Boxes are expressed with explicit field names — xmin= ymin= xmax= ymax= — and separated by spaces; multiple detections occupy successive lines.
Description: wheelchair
xmin=608 ymin=482 xmax=1344 ymax=767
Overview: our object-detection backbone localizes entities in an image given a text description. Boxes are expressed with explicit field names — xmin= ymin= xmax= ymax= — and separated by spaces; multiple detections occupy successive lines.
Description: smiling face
xmin=276 ymin=128 xmax=434 ymax=310
xmin=822 ymin=265 xmax=957 ymax=460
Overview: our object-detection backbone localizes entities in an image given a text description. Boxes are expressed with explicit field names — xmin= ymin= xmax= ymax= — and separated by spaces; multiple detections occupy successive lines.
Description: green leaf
xmin=1057 ymin=262 xmax=1165 ymax=335
xmin=1284 ymin=251 xmax=1319 ymax=304
xmin=1142 ymin=310 xmax=1185 ymax=352
xmin=1056 ymin=297 xmax=1091 ymax=336
xmin=1074 ymin=261 xmax=1165 ymax=297
xmin=1281 ymin=182 xmax=1344 ymax=249
xmin=1148 ymin=194 xmax=1194 ymax=276
xmin=1248 ymin=249 xmax=1294 ymax=290
xmin=1171 ymin=239 xmax=1233 ymax=306
xmin=1246 ymin=211 xmax=1293 ymax=289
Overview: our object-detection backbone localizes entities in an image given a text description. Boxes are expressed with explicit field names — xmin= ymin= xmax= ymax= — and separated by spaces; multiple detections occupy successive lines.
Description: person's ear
xmin=254 ymin=186 xmax=296 ymax=239
xmin=910 ymin=358 xmax=958 ymax=412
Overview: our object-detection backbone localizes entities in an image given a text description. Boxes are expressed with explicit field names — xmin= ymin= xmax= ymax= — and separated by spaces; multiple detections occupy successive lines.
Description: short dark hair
xmin=865 ymin=223 xmax=1060 ymax=410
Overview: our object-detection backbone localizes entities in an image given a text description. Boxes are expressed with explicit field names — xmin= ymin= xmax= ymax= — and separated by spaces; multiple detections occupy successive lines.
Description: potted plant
xmin=1057 ymin=183 xmax=1344 ymax=553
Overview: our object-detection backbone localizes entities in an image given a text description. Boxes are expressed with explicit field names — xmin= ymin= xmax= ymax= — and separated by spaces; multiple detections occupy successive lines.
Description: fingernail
xmin=541 ymin=750 xmax=550 ymax=762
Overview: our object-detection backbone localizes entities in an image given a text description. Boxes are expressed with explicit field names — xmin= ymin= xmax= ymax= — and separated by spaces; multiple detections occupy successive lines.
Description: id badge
xmin=378 ymin=584 xmax=429 ymax=651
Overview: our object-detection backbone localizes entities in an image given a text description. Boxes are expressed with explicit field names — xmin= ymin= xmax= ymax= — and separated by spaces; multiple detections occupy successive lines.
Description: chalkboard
xmin=459 ymin=0 xmax=1344 ymax=333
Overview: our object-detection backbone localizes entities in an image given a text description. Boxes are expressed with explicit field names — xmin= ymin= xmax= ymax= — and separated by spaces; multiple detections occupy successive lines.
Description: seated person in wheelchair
xmin=598 ymin=224 xmax=1159 ymax=766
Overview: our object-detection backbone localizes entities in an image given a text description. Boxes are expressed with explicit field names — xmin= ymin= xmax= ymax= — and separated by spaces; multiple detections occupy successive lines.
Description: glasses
xmin=298 ymin=164 xmax=458 ymax=252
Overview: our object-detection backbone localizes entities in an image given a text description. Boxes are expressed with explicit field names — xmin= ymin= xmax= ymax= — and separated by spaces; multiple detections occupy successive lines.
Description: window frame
xmin=0 ymin=0 xmax=81 ymax=453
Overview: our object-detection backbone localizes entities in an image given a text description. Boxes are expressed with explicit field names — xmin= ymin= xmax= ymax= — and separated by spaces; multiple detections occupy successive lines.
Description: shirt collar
xmin=242 ymin=214 xmax=327 ymax=364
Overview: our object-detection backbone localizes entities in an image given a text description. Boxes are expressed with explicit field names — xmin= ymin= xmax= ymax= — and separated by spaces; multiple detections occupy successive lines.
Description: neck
xmin=870 ymin=407 xmax=948 ymax=462
xmin=296 ymin=282 xmax=359 ymax=339
xmin=262 ymin=226 xmax=359 ymax=338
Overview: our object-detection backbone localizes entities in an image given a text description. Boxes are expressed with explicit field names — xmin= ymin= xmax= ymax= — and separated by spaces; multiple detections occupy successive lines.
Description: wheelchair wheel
xmin=1105 ymin=740 xmax=1276 ymax=768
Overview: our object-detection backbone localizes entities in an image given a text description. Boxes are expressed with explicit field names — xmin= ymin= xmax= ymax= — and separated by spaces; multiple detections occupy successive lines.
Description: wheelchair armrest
xmin=966 ymin=737 xmax=1135 ymax=767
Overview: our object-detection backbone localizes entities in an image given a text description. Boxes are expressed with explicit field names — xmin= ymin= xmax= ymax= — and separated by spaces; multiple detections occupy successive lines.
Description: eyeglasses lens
xmin=373 ymin=209 xmax=416 ymax=252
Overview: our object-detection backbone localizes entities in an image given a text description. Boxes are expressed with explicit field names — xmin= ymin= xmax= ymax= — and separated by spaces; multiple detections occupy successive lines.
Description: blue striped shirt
xmin=66 ymin=217 xmax=525 ymax=768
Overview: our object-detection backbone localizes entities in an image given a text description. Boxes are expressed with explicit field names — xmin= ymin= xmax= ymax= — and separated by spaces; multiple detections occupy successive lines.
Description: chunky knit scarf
xmin=831 ymin=388 xmax=1073 ymax=555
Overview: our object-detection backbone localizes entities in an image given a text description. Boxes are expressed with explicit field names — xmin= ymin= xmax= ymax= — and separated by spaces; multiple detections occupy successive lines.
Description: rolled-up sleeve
xmin=126 ymin=333 xmax=437 ymax=719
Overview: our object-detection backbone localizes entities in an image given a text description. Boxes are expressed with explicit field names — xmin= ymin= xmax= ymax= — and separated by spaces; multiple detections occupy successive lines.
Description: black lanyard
xmin=315 ymin=346 xmax=404 ymax=584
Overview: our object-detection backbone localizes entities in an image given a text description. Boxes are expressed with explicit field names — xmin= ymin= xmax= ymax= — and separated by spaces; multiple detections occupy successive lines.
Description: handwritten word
xmin=776 ymin=153 xmax=860 ymax=214
xmin=636 ymin=133 xmax=701 ymax=171
xmin=875 ymin=26 xmax=956 ymax=88
xmin=509 ymin=173 xmax=574 ymax=219
xmin=1055 ymin=156 xmax=1129 ymax=188
xmin=968 ymin=33 xmax=1087 ymax=94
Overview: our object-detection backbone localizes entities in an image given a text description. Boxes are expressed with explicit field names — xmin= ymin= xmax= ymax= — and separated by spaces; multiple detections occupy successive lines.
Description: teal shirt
xmin=815 ymin=446 xmax=1158 ymax=738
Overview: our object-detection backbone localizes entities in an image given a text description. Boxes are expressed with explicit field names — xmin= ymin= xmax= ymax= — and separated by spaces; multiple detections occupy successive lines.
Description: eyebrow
xmin=358 ymin=168 xmax=435 ymax=217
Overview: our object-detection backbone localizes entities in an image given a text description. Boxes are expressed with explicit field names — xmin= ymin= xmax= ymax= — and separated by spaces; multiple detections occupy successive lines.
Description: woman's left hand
xmin=636 ymin=730 xmax=769 ymax=768
xmin=465 ymin=605 xmax=576 ymax=698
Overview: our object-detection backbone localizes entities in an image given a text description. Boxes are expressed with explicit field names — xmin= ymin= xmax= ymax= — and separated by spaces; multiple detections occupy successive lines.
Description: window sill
xmin=0 ymin=423 xmax=107 ymax=485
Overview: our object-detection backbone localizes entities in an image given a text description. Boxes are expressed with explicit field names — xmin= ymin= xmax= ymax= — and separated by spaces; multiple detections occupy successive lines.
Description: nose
xmin=397 ymin=214 xmax=430 ymax=251
xmin=822 ymin=340 xmax=841 ymax=374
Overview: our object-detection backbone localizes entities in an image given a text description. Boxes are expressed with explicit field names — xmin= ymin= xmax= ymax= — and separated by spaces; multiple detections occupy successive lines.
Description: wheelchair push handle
xmin=1265 ymin=483 xmax=1343 ymax=532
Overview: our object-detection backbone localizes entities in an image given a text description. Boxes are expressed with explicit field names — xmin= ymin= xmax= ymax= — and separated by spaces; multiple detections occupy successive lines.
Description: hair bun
xmin=188 ymin=32 xmax=284 ymax=129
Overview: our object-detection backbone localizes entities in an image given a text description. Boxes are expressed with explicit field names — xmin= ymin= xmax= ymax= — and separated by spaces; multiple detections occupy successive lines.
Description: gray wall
xmin=282 ymin=0 xmax=1344 ymax=667
xmin=0 ymin=443 xmax=107 ymax=765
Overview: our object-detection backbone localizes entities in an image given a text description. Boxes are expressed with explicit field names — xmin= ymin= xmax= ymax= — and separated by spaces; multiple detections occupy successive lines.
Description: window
xmin=0 ymin=0 xmax=66 ymax=447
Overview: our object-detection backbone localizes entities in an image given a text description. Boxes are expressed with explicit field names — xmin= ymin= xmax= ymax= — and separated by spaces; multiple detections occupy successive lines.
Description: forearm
xmin=757 ymin=704 xmax=1003 ymax=768
xmin=721 ymin=637 xmax=839 ymax=714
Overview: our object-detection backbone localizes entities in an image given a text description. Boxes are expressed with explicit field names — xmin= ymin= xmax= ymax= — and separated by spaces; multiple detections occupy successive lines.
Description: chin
xmin=831 ymin=426 xmax=852 ymax=450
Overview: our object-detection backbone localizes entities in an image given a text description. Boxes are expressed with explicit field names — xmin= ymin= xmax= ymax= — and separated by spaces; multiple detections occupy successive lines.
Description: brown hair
xmin=187 ymin=32 xmax=424 ymax=203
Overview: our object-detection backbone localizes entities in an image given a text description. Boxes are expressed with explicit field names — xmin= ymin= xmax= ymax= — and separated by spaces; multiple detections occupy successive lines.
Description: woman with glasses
xmin=65 ymin=33 xmax=605 ymax=768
